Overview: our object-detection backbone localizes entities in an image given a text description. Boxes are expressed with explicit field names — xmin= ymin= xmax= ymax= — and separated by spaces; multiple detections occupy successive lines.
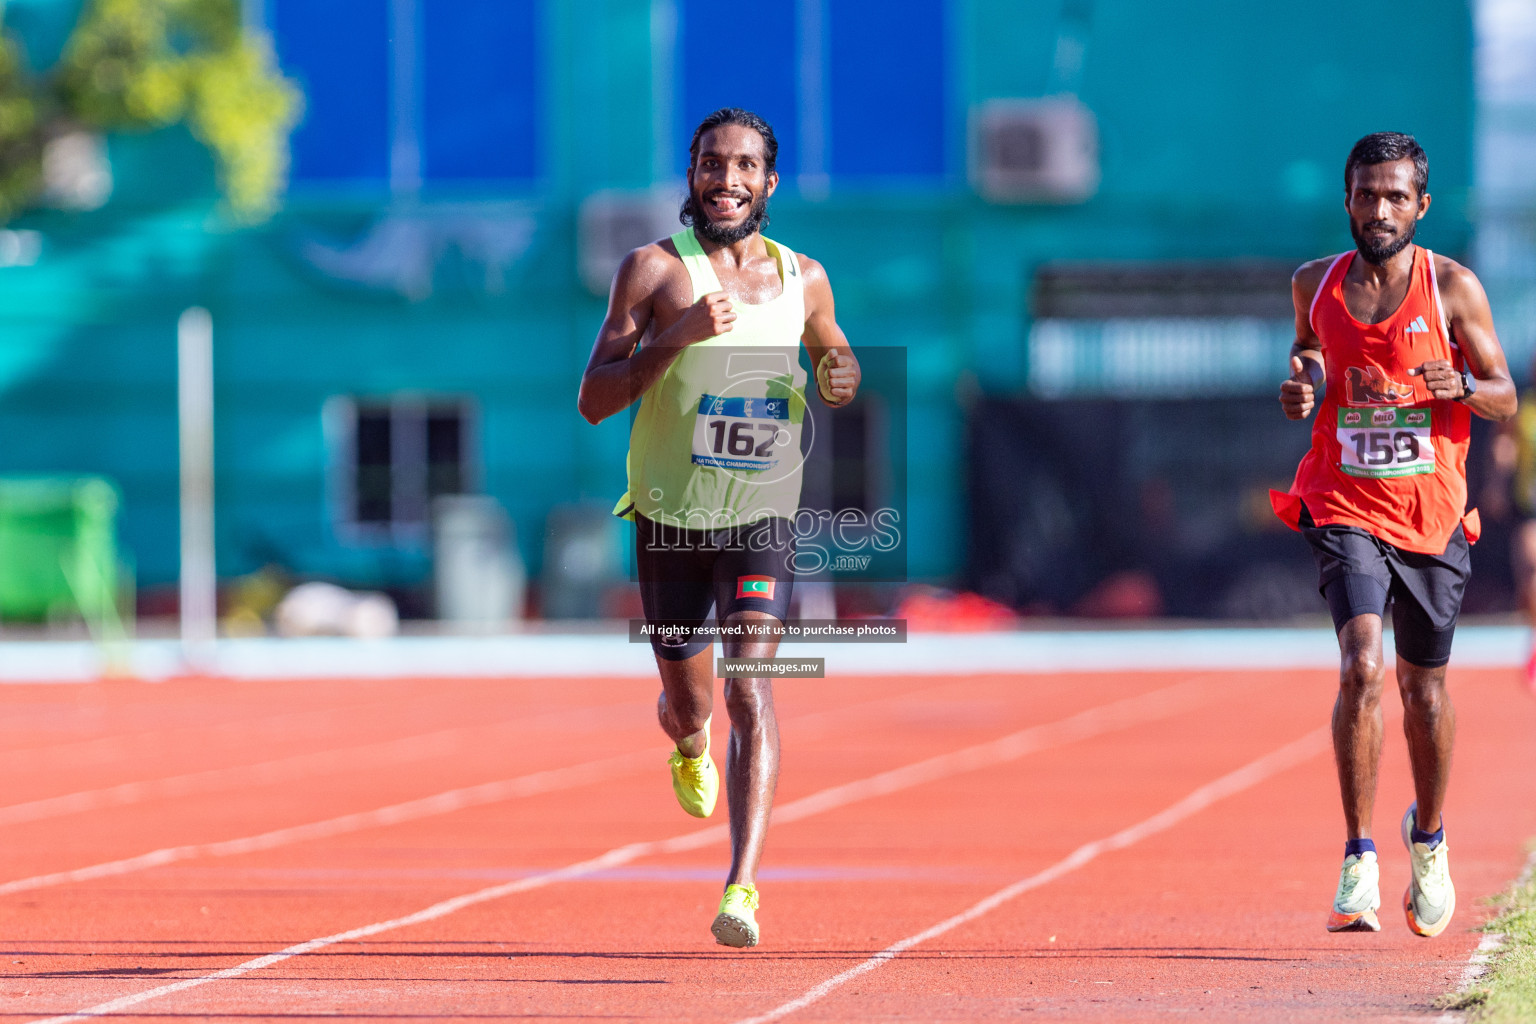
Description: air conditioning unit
xmin=577 ymin=189 xmax=681 ymax=295
xmin=969 ymin=97 xmax=1099 ymax=204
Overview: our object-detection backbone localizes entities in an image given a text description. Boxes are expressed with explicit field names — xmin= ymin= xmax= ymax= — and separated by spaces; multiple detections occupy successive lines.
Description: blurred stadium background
xmin=0 ymin=0 xmax=1531 ymax=640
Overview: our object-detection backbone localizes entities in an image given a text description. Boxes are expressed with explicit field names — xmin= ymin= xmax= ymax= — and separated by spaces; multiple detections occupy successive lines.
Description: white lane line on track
xmin=1431 ymin=846 xmax=1536 ymax=1023
xmin=0 ymin=674 xmax=974 ymax=834
xmin=1 ymin=677 xmax=930 ymax=832
xmin=0 ymin=748 xmax=656 ymax=897
xmin=0 ymin=704 xmax=636 ymax=828
xmin=25 ymin=677 xmax=1224 ymax=1023
xmin=1456 ymin=934 xmax=1506 ymax=988
xmin=0 ymin=678 xmax=954 ymax=891
xmin=0 ymin=676 xmax=1218 ymax=899
xmin=0 ymin=729 xmax=467 ymax=827
xmin=0 ymin=695 xmax=420 ymax=776
xmin=0 ymin=678 xmax=953 ymax=890
xmin=1430 ymin=935 xmax=1507 ymax=1024
xmin=730 ymin=726 xmax=1332 ymax=1024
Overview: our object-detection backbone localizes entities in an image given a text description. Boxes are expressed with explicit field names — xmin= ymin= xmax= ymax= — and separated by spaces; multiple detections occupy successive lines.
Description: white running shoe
xmin=1326 ymin=850 xmax=1381 ymax=932
xmin=1401 ymin=803 xmax=1455 ymax=937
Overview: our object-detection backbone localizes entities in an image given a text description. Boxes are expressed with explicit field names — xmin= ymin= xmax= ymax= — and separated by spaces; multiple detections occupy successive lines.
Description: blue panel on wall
xmin=828 ymin=0 xmax=947 ymax=178
xmin=421 ymin=1 xmax=541 ymax=181
xmin=678 ymin=1 xmax=798 ymax=177
xmin=272 ymin=0 xmax=390 ymax=183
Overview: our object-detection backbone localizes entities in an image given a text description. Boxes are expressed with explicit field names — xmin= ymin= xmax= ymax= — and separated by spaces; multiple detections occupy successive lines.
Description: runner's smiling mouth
xmin=707 ymin=191 xmax=750 ymax=215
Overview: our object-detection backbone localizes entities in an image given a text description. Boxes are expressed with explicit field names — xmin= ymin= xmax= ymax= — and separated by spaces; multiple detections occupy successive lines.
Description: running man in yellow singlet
xmin=578 ymin=108 xmax=859 ymax=947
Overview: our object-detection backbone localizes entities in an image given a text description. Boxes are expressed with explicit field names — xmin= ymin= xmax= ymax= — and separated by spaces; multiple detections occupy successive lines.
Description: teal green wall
xmin=0 ymin=0 xmax=1474 ymax=593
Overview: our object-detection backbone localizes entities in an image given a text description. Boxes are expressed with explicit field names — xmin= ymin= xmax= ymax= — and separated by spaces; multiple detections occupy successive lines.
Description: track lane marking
xmin=0 ymin=674 xmax=974 ymax=832
xmin=0 ymin=690 xmax=492 ymax=772
xmin=730 ymin=726 xmax=1332 ymax=1024
xmin=0 ymin=675 xmax=1211 ymax=897
xmin=0 ymin=748 xmax=658 ymax=896
xmin=0 ymin=677 xmax=957 ymax=888
xmin=0 ymin=680 xmax=949 ymax=890
xmin=25 ymin=676 xmax=1228 ymax=1022
xmin=0 ymin=703 xmax=638 ymax=828
xmin=1431 ymin=846 xmax=1536 ymax=1024
xmin=0 ymin=677 xmax=945 ymax=829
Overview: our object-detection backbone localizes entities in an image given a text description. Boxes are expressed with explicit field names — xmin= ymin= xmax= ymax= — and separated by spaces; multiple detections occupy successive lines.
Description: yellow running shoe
xmin=667 ymin=720 xmax=718 ymax=818
xmin=712 ymin=884 xmax=760 ymax=947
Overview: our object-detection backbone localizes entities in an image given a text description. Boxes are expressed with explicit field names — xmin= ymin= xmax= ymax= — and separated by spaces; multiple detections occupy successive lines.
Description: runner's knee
xmin=1339 ymin=649 xmax=1385 ymax=699
xmin=722 ymin=677 xmax=775 ymax=729
xmin=658 ymin=685 xmax=711 ymax=736
xmin=1400 ymin=687 xmax=1449 ymax=726
xmin=1397 ymin=669 xmax=1450 ymax=718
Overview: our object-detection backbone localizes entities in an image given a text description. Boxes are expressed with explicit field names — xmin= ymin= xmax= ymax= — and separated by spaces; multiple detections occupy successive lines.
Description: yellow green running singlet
xmin=614 ymin=229 xmax=810 ymax=530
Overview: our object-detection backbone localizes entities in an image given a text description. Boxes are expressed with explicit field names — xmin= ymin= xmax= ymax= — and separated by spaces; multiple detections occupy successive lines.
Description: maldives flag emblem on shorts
xmin=736 ymin=576 xmax=775 ymax=600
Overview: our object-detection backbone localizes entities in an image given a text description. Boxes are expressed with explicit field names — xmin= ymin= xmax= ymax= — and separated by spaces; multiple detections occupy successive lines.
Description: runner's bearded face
xmin=1346 ymin=158 xmax=1425 ymax=265
xmin=686 ymin=125 xmax=776 ymax=246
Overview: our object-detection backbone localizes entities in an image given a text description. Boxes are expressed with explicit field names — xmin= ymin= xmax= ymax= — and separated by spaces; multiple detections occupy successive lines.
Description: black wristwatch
xmin=1456 ymin=371 xmax=1477 ymax=401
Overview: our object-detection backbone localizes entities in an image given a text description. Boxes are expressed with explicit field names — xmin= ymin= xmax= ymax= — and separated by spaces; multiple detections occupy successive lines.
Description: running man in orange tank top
xmin=1272 ymin=133 xmax=1516 ymax=937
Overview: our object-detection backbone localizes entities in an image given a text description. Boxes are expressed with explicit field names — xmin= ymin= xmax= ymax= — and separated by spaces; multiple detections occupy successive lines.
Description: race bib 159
xmin=1337 ymin=406 xmax=1435 ymax=478
xmin=692 ymin=394 xmax=793 ymax=472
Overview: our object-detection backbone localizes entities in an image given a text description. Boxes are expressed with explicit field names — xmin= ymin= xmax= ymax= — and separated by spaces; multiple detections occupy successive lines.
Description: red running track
xmin=0 ymin=665 xmax=1533 ymax=1022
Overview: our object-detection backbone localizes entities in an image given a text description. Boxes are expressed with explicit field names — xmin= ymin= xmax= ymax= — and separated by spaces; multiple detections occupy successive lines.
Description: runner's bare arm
xmin=1281 ymin=260 xmax=1330 ymax=420
xmin=799 ymin=256 xmax=859 ymax=407
xmin=1409 ymin=257 xmax=1517 ymax=422
xmin=578 ymin=245 xmax=739 ymax=424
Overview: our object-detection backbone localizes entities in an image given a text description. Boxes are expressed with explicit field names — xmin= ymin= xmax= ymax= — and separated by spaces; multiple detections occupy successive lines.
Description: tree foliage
xmin=0 ymin=34 xmax=42 ymax=223
xmin=0 ymin=0 xmax=301 ymax=223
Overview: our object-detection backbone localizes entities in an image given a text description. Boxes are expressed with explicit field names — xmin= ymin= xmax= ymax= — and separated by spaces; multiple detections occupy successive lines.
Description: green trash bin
xmin=0 ymin=476 xmax=125 ymax=627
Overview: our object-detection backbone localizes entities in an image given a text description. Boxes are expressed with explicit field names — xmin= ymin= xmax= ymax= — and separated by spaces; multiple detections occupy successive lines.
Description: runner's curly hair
xmin=688 ymin=107 xmax=778 ymax=174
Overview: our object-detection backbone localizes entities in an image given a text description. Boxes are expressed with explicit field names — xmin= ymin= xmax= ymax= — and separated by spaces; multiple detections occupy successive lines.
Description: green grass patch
xmin=1441 ymin=849 xmax=1536 ymax=1022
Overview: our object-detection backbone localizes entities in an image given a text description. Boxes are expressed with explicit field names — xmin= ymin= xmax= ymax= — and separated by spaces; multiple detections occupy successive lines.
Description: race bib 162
xmin=691 ymin=394 xmax=793 ymax=472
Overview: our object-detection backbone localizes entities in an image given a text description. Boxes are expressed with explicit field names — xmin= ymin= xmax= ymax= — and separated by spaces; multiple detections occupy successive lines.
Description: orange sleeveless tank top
xmin=1270 ymin=246 xmax=1478 ymax=554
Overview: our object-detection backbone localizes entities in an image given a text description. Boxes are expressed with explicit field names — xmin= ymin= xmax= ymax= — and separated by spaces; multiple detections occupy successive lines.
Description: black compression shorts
xmin=635 ymin=513 xmax=796 ymax=661
xmin=1299 ymin=506 xmax=1470 ymax=668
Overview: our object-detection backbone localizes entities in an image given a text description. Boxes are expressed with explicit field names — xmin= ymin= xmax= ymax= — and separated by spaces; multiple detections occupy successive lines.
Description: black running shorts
xmin=1299 ymin=506 xmax=1470 ymax=668
xmin=635 ymin=513 xmax=796 ymax=661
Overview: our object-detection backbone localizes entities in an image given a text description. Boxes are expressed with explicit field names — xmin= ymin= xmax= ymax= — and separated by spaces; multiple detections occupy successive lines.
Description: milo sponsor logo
xmin=1338 ymin=406 xmax=1431 ymax=430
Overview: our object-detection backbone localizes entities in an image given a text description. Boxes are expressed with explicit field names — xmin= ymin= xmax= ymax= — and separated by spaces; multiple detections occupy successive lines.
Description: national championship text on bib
xmin=1337 ymin=406 xmax=1435 ymax=478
